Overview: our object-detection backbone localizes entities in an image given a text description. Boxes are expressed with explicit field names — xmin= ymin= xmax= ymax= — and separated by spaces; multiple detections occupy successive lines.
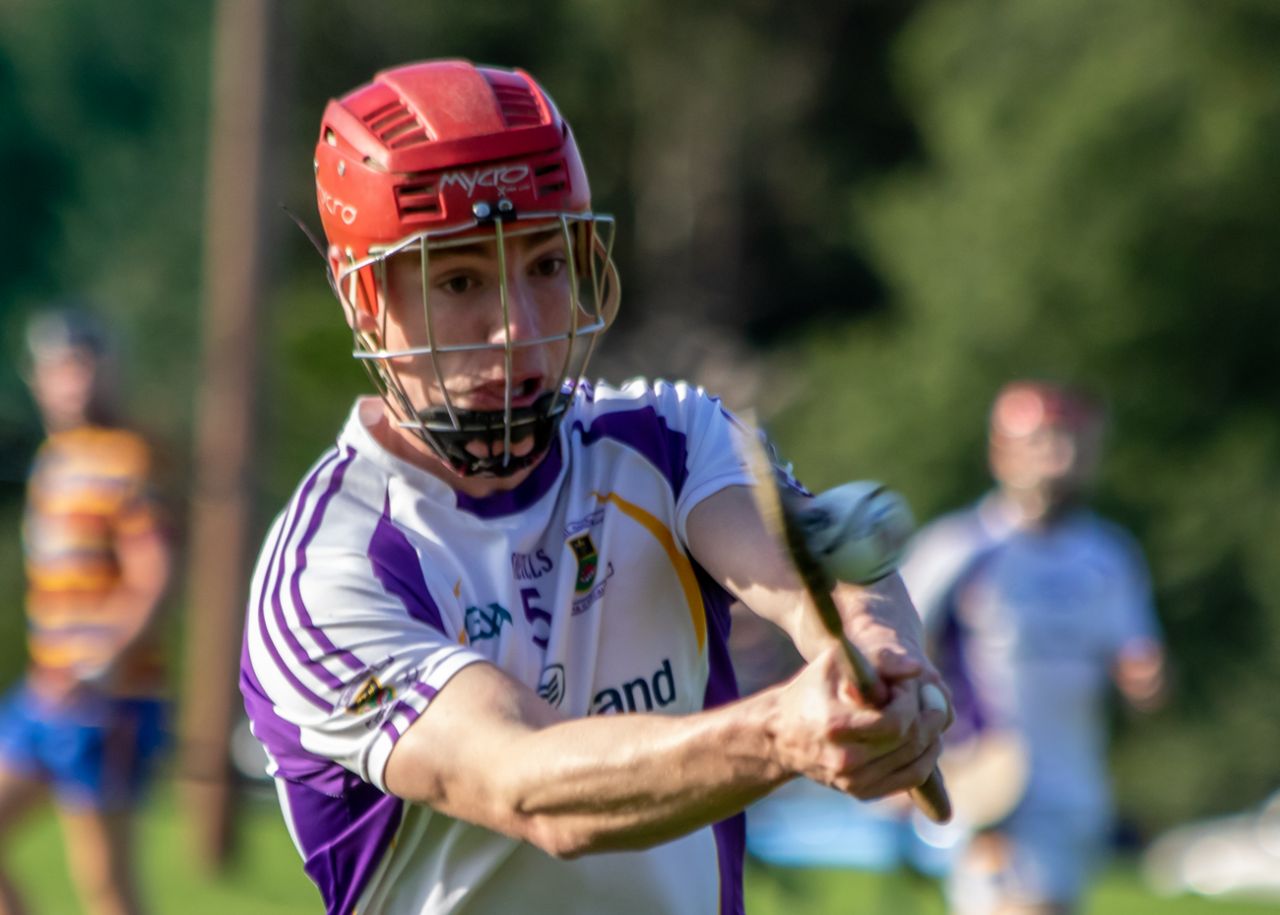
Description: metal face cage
xmin=333 ymin=211 xmax=620 ymax=477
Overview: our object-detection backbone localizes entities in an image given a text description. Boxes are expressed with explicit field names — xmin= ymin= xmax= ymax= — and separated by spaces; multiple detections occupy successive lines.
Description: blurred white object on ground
xmin=1142 ymin=790 xmax=1280 ymax=901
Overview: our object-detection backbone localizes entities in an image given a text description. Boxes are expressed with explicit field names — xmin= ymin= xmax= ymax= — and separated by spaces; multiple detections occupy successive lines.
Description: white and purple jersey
xmin=240 ymin=379 xmax=754 ymax=915
xmin=901 ymin=494 xmax=1160 ymax=817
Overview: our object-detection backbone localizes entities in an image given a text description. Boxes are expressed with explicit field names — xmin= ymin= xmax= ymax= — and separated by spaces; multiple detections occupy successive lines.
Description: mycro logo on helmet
xmin=590 ymin=658 xmax=676 ymax=715
xmin=439 ymin=164 xmax=531 ymax=197
xmin=317 ymin=184 xmax=358 ymax=225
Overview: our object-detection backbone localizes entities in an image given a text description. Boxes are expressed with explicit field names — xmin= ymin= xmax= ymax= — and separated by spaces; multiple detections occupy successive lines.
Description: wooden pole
xmin=180 ymin=0 xmax=276 ymax=871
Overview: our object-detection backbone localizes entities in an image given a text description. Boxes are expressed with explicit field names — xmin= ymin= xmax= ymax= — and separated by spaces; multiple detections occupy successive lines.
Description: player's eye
xmin=437 ymin=273 xmax=479 ymax=295
xmin=531 ymin=254 xmax=567 ymax=279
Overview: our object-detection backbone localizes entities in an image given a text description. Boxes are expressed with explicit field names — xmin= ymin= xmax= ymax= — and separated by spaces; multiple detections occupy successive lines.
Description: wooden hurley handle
xmin=738 ymin=415 xmax=952 ymax=823
xmin=832 ymin=616 xmax=952 ymax=824
xmin=909 ymin=769 xmax=952 ymax=824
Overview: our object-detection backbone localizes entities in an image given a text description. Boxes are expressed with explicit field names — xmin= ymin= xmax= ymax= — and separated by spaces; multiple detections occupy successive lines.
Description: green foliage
xmin=0 ymin=0 xmax=212 ymax=434
xmin=773 ymin=0 xmax=1280 ymax=831
xmin=2 ymin=0 xmax=1276 ymax=846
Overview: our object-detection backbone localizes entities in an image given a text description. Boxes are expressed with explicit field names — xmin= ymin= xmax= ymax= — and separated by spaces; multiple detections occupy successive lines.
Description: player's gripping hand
xmin=766 ymin=644 xmax=948 ymax=801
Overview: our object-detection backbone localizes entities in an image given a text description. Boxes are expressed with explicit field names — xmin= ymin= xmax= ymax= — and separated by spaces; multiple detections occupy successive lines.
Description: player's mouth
xmin=452 ymin=375 xmax=546 ymax=412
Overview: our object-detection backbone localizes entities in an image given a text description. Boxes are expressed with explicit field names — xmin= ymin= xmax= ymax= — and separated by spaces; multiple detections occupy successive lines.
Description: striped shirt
xmin=23 ymin=425 xmax=165 ymax=696
xmin=241 ymin=379 xmax=754 ymax=915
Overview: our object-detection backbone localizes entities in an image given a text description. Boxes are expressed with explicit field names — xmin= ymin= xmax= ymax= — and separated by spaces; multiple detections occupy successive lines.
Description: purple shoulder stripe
xmin=252 ymin=454 xmax=338 ymax=712
xmin=286 ymin=778 xmax=404 ymax=915
xmin=932 ymin=540 xmax=1005 ymax=744
xmin=368 ymin=492 xmax=447 ymax=632
xmin=377 ymin=682 xmax=438 ymax=743
xmin=240 ymin=639 xmax=350 ymax=795
xmin=571 ymin=405 xmax=690 ymax=498
xmin=267 ymin=447 xmax=364 ymax=699
xmin=285 ymin=447 xmax=366 ymax=674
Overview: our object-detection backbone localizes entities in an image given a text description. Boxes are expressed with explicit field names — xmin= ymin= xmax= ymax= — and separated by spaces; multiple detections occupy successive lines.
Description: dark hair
xmin=25 ymin=306 xmax=110 ymax=361
xmin=23 ymin=304 xmax=120 ymax=426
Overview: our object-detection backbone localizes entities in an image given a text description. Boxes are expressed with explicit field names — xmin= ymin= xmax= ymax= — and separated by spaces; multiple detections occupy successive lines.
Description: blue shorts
xmin=0 ymin=684 xmax=168 ymax=811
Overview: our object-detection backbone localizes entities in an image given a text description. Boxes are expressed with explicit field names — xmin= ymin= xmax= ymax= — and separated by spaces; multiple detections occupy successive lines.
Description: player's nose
xmin=487 ymin=272 xmax=545 ymax=346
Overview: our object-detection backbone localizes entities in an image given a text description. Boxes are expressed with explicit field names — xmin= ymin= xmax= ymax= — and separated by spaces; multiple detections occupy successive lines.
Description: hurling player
xmin=903 ymin=381 xmax=1166 ymax=915
xmin=0 ymin=309 xmax=170 ymax=915
xmin=241 ymin=59 xmax=949 ymax=914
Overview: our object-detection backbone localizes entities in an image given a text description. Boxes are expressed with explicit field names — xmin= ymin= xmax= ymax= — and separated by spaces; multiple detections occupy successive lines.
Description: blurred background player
xmin=241 ymin=59 xmax=950 ymax=915
xmin=0 ymin=308 xmax=171 ymax=915
xmin=902 ymin=380 xmax=1166 ymax=915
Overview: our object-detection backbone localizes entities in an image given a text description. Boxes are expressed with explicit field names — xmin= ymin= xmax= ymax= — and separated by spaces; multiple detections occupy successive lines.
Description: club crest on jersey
xmin=338 ymin=659 xmax=398 ymax=717
xmin=348 ymin=676 xmax=394 ymax=714
xmin=568 ymin=533 xmax=599 ymax=594
xmin=465 ymin=602 xmax=513 ymax=642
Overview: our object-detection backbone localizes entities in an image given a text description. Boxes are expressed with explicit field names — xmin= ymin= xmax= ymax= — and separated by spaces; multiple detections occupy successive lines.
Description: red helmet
xmin=313 ymin=60 xmax=619 ymax=477
xmin=316 ymin=59 xmax=595 ymax=315
xmin=990 ymin=381 xmax=1103 ymax=440
xmin=989 ymin=380 xmax=1106 ymax=509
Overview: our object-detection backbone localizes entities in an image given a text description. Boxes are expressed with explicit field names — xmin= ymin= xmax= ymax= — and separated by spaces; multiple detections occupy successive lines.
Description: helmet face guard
xmin=334 ymin=209 xmax=619 ymax=476
xmin=314 ymin=60 xmax=621 ymax=477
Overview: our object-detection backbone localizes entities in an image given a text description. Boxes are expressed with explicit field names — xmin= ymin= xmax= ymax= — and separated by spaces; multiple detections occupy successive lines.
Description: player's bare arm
xmin=95 ymin=526 xmax=171 ymax=680
xmin=686 ymin=483 xmax=939 ymax=689
xmin=1114 ymin=637 xmax=1167 ymax=712
xmin=383 ymin=643 xmax=940 ymax=859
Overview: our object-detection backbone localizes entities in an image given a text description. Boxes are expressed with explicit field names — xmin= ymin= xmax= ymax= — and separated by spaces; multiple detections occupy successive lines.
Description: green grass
xmin=744 ymin=859 xmax=1280 ymax=915
xmin=3 ymin=781 xmax=1277 ymax=913
xmin=7 ymin=783 xmax=317 ymax=914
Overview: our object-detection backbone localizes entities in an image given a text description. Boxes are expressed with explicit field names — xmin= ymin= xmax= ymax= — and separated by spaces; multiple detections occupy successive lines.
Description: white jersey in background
xmin=241 ymin=379 xmax=754 ymax=915
xmin=901 ymin=493 xmax=1160 ymax=819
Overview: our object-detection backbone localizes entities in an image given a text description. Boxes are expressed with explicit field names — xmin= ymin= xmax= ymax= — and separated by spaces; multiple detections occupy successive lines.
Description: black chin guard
xmin=415 ymin=391 xmax=565 ymax=478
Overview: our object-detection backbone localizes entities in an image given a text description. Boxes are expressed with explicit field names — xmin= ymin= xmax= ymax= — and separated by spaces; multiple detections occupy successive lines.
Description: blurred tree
xmin=0 ymin=38 xmax=71 ymax=679
xmin=0 ymin=49 xmax=68 ymax=470
xmin=0 ymin=0 xmax=212 ymax=437
xmin=773 ymin=0 xmax=1280 ymax=831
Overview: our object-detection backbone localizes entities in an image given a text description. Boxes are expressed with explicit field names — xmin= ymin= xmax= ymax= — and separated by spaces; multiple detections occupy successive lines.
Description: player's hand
xmin=29 ymin=668 xmax=107 ymax=709
xmin=838 ymin=575 xmax=953 ymax=729
xmin=860 ymin=642 xmax=954 ymax=731
xmin=769 ymin=645 xmax=947 ymax=801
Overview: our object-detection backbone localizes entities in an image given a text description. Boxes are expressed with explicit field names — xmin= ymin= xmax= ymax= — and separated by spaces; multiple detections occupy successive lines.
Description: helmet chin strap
xmin=407 ymin=390 xmax=565 ymax=478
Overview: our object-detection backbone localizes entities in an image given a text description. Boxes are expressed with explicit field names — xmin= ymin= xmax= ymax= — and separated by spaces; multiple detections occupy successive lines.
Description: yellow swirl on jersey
xmin=592 ymin=491 xmax=707 ymax=652
xmin=23 ymin=426 xmax=166 ymax=696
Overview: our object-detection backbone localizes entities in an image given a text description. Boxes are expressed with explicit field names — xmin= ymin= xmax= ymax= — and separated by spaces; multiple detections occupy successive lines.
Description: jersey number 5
xmin=522 ymin=587 xmax=551 ymax=649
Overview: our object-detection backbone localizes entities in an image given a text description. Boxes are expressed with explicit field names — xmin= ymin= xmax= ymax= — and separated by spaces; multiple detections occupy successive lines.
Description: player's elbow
xmin=523 ymin=814 xmax=681 ymax=859
xmin=518 ymin=816 xmax=596 ymax=860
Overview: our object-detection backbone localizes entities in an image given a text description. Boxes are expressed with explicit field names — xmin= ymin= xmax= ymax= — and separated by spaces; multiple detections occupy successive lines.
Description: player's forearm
xmin=736 ymin=575 xmax=925 ymax=671
xmin=686 ymin=486 xmax=924 ymax=666
xmin=837 ymin=573 xmax=928 ymax=661
xmin=88 ymin=536 xmax=171 ymax=681
xmin=502 ymin=689 xmax=789 ymax=856
xmin=102 ymin=584 xmax=165 ymax=650
xmin=391 ymin=673 xmax=791 ymax=859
